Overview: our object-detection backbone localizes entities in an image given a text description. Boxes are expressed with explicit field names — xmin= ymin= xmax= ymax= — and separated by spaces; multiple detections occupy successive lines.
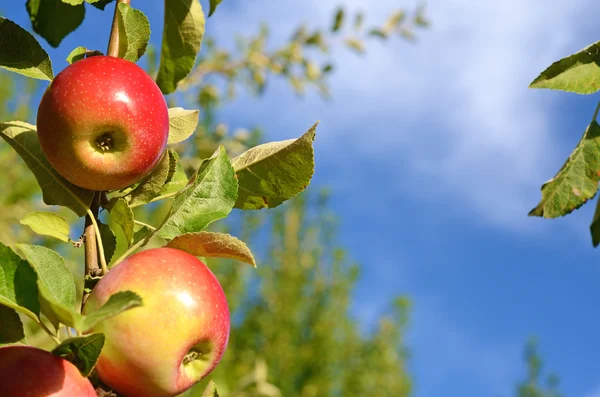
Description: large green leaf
xmin=0 ymin=306 xmax=24 ymax=345
xmin=168 ymin=107 xmax=199 ymax=144
xmin=0 ymin=243 xmax=40 ymax=320
xmin=166 ymin=232 xmax=256 ymax=267
xmin=88 ymin=0 xmax=114 ymax=10
xmin=530 ymin=41 xmax=600 ymax=94
xmin=127 ymin=149 xmax=177 ymax=207
xmin=157 ymin=146 xmax=238 ymax=240
xmin=529 ymin=108 xmax=600 ymax=218
xmin=26 ymin=0 xmax=85 ymax=48
xmin=0 ymin=121 xmax=94 ymax=217
xmin=16 ymin=245 xmax=76 ymax=321
xmin=20 ymin=211 xmax=71 ymax=242
xmin=233 ymin=123 xmax=317 ymax=210
xmin=116 ymin=3 xmax=151 ymax=62
xmin=0 ymin=18 xmax=53 ymax=80
xmin=52 ymin=333 xmax=105 ymax=377
xmin=208 ymin=0 xmax=223 ymax=17
xmin=156 ymin=0 xmax=205 ymax=94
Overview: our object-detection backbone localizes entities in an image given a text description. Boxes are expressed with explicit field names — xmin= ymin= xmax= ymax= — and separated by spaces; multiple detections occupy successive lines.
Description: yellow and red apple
xmin=83 ymin=247 xmax=230 ymax=397
xmin=36 ymin=55 xmax=169 ymax=191
xmin=0 ymin=345 xmax=96 ymax=396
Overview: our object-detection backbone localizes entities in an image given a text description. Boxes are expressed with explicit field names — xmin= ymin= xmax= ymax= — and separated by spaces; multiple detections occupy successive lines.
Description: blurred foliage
xmin=0 ymin=3 xmax=428 ymax=396
xmin=512 ymin=339 xmax=563 ymax=397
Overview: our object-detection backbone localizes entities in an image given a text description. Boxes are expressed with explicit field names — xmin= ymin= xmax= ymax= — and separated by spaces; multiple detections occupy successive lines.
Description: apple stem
xmin=106 ymin=0 xmax=131 ymax=57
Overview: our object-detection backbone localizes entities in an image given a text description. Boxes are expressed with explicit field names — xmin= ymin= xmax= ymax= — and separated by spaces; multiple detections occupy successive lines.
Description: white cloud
xmin=212 ymin=0 xmax=596 ymax=231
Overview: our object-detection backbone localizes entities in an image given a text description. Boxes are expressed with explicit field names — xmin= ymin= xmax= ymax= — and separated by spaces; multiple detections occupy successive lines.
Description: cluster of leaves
xmin=0 ymin=0 xmax=317 ymax=395
xmin=509 ymin=339 xmax=563 ymax=397
xmin=528 ymin=40 xmax=600 ymax=246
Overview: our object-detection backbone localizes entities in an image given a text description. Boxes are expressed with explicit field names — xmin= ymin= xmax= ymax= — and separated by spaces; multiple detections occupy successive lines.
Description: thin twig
xmin=133 ymin=219 xmax=156 ymax=231
xmin=84 ymin=193 xmax=101 ymax=277
xmin=106 ymin=0 xmax=131 ymax=57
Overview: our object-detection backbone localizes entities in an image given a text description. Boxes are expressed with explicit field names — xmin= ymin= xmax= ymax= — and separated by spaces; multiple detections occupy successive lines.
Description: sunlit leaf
xmin=0 ymin=18 xmax=53 ymax=80
xmin=166 ymin=232 xmax=256 ymax=267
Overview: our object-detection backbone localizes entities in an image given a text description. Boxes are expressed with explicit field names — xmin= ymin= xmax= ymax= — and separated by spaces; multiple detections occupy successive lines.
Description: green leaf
xmin=16 ymin=245 xmax=76 ymax=325
xmin=208 ymin=0 xmax=223 ymax=17
xmin=79 ymin=291 xmax=142 ymax=332
xmin=166 ymin=232 xmax=256 ymax=267
xmin=0 ymin=121 xmax=94 ymax=217
xmin=106 ymin=198 xmax=134 ymax=246
xmin=156 ymin=0 xmax=205 ymax=94
xmin=202 ymin=381 xmax=220 ymax=397
xmin=132 ymin=223 xmax=153 ymax=246
xmin=0 ymin=306 xmax=24 ymax=345
xmin=233 ymin=122 xmax=317 ymax=210
xmin=590 ymin=196 xmax=600 ymax=247
xmin=26 ymin=0 xmax=85 ymax=48
xmin=157 ymin=146 xmax=238 ymax=240
xmin=88 ymin=0 xmax=114 ymax=10
xmin=530 ymin=41 xmax=600 ymax=94
xmin=98 ymin=222 xmax=117 ymax=264
xmin=116 ymin=3 xmax=151 ymax=62
xmin=20 ymin=211 xmax=71 ymax=242
xmin=0 ymin=243 xmax=40 ymax=320
xmin=127 ymin=149 xmax=177 ymax=207
xmin=529 ymin=107 xmax=600 ymax=218
xmin=62 ymin=0 xmax=84 ymax=4
xmin=52 ymin=333 xmax=105 ymax=377
xmin=167 ymin=107 xmax=199 ymax=144
xmin=66 ymin=46 xmax=87 ymax=64
xmin=332 ymin=7 xmax=344 ymax=32
xmin=345 ymin=38 xmax=365 ymax=54
xmin=161 ymin=154 xmax=188 ymax=196
xmin=0 ymin=18 xmax=53 ymax=80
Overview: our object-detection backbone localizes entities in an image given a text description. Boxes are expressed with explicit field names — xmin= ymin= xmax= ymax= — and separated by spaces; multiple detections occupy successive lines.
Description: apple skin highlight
xmin=36 ymin=55 xmax=169 ymax=191
xmin=83 ymin=247 xmax=230 ymax=397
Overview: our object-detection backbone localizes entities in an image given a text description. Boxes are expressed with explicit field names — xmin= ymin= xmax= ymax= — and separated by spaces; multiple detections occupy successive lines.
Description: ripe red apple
xmin=0 ymin=345 xmax=96 ymax=396
xmin=83 ymin=247 xmax=230 ymax=397
xmin=36 ymin=55 xmax=169 ymax=191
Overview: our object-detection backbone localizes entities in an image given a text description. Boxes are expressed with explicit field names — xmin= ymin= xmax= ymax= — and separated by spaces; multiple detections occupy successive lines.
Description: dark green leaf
xmin=168 ymin=107 xmax=199 ymax=144
xmin=530 ymin=41 xmax=600 ymax=94
xmin=98 ymin=222 xmax=116 ymax=264
xmin=332 ymin=7 xmax=344 ymax=32
xmin=0 ymin=18 xmax=53 ymax=80
xmin=0 ymin=306 xmax=24 ymax=345
xmin=116 ymin=3 xmax=150 ymax=62
xmin=202 ymin=381 xmax=220 ymax=397
xmin=233 ymin=123 xmax=317 ymax=210
xmin=20 ymin=211 xmax=71 ymax=242
xmin=0 ymin=122 xmax=94 ymax=217
xmin=208 ymin=0 xmax=223 ymax=17
xmin=156 ymin=0 xmax=205 ymax=94
xmin=590 ymin=196 xmax=600 ymax=247
xmin=106 ymin=198 xmax=134 ymax=246
xmin=166 ymin=232 xmax=256 ymax=267
xmin=89 ymin=0 xmax=114 ymax=10
xmin=80 ymin=291 xmax=142 ymax=332
xmin=0 ymin=243 xmax=40 ymax=320
xmin=157 ymin=146 xmax=238 ymax=239
xmin=26 ymin=0 xmax=85 ymax=48
xmin=66 ymin=46 xmax=87 ymax=64
xmin=52 ymin=333 xmax=105 ymax=376
xmin=127 ymin=149 xmax=177 ymax=207
xmin=530 ymin=106 xmax=600 ymax=218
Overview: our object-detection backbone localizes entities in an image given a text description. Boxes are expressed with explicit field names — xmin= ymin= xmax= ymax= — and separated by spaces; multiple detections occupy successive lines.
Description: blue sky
xmin=3 ymin=1 xmax=600 ymax=396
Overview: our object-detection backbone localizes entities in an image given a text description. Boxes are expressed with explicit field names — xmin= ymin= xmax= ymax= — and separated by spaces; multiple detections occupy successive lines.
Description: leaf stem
xmin=37 ymin=319 xmax=60 ymax=345
xmin=107 ymin=0 xmax=131 ymax=57
xmin=129 ymin=190 xmax=180 ymax=208
xmin=134 ymin=219 xmax=156 ymax=231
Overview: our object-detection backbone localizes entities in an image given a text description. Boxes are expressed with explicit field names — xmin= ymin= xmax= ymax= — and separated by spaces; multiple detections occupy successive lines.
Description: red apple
xmin=83 ymin=247 xmax=230 ymax=397
xmin=36 ymin=55 xmax=169 ymax=191
xmin=0 ymin=345 xmax=96 ymax=396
